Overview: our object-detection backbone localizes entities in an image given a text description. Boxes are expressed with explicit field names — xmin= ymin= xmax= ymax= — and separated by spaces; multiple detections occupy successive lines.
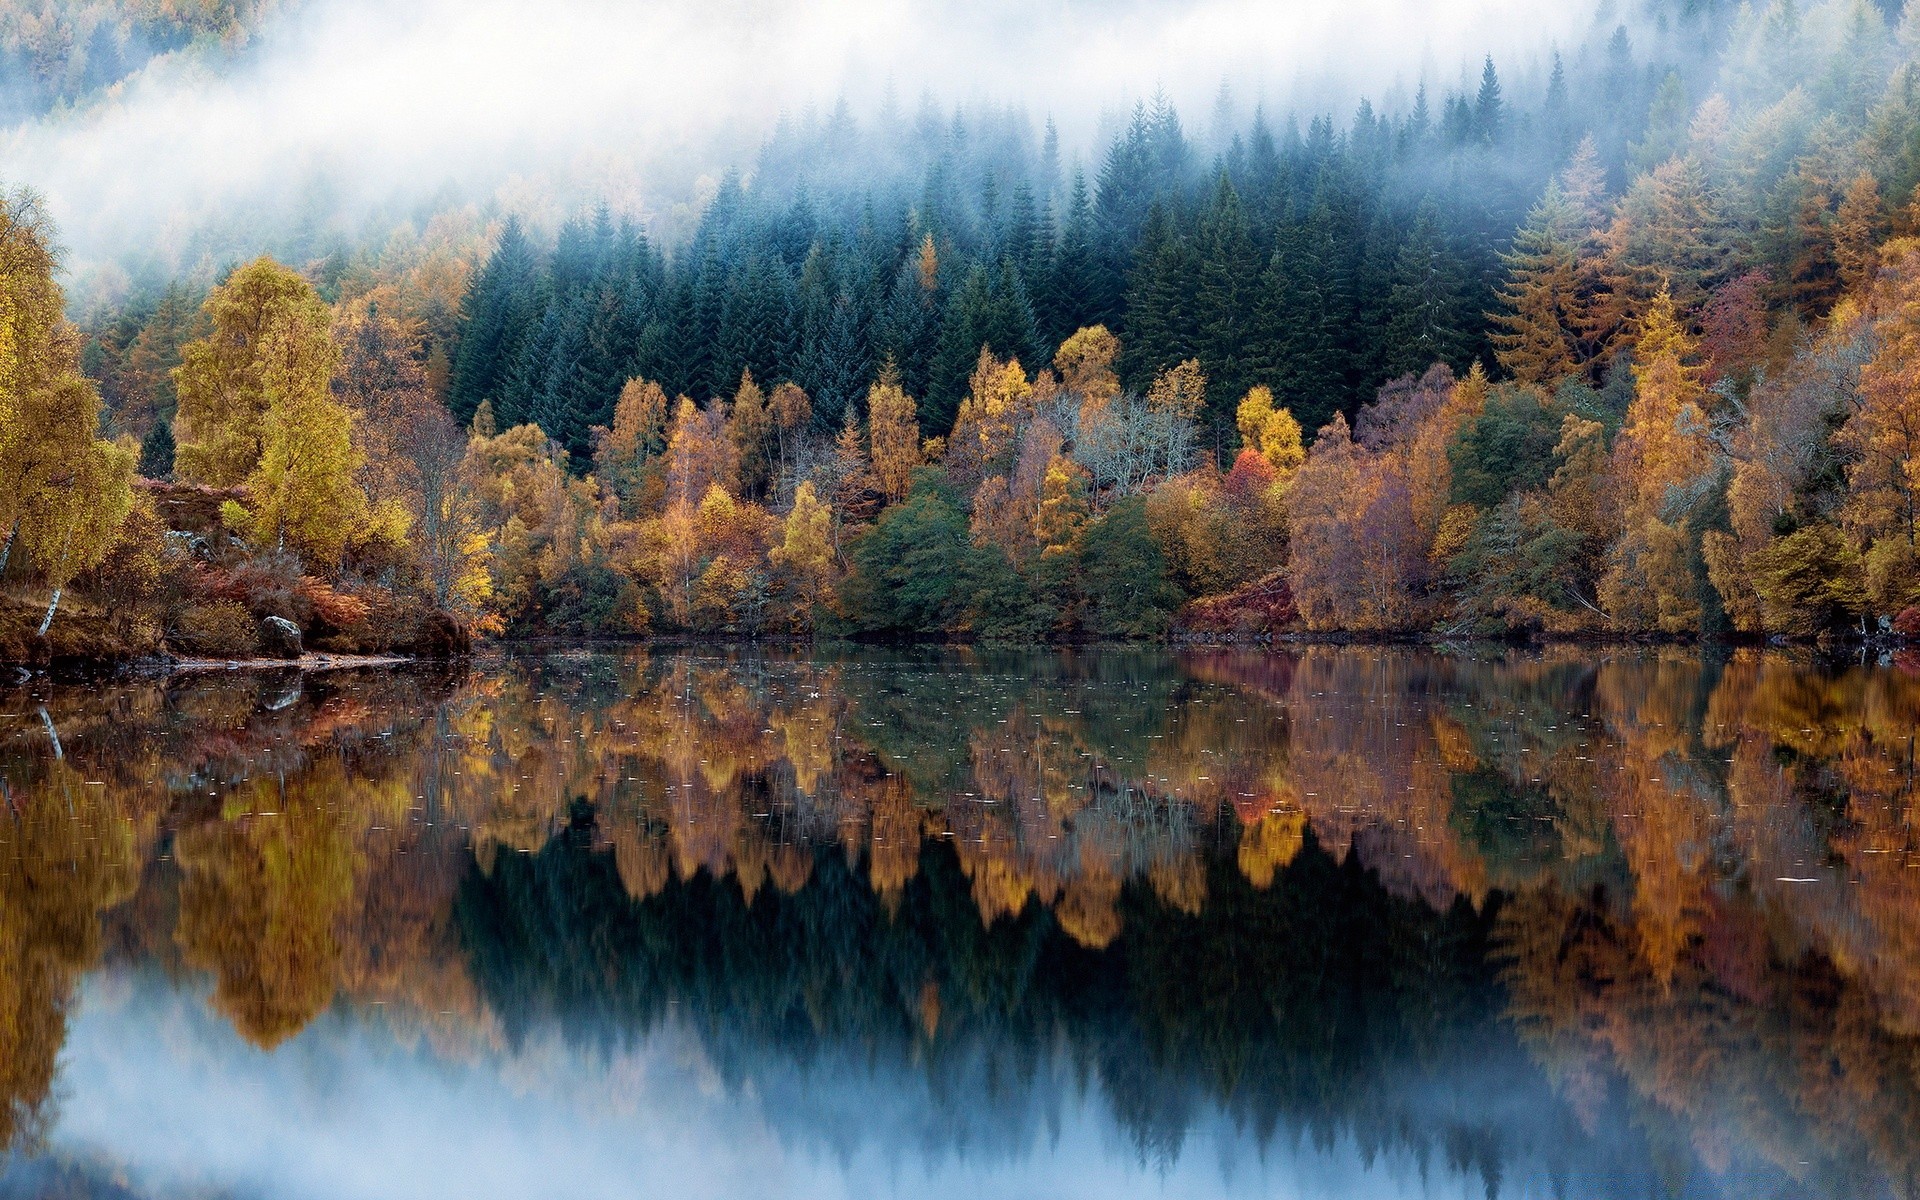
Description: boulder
xmin=259 ymin=615 xmax=303 ymax=659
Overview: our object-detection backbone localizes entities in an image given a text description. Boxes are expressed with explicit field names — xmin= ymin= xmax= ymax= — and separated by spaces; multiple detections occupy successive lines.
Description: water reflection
xmin=1 ymin=647 xmax=1918 ymax=1197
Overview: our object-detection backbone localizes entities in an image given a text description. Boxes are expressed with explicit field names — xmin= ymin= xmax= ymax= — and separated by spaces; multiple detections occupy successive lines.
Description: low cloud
xmin=3 ymin=0 xmax=1601 ymax=271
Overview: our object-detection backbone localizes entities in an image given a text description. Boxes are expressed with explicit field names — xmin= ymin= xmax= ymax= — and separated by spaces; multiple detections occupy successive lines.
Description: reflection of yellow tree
xmin=174 ymin=764 xmax=367 ymax=1048
xmin=0 ymin=761 xmax=137 ymax=1150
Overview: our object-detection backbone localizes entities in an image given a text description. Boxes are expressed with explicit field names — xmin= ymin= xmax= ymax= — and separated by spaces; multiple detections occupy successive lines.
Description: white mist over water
xmin=43 ymin=971 xmax=1455 ymax=1200
xmin=2 ymin=0 xmax=1601 ymax=274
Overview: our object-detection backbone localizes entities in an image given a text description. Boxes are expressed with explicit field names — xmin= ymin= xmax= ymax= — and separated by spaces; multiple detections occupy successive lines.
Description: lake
xmin=1 ymin=646 xmax=1918 ymax=1199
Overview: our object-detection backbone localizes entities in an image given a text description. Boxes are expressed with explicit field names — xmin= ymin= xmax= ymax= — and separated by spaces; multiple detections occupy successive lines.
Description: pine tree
xmin=1834 ymin=172 xmax=1887 ymax=293
xmin=138 ymin=418 xmax=174 ymax=479
xmin=928 ymin=263 xmax=997 ymax=433
xmin=1490 ymin=183 xmax=1583 ymax=385
xmin=1384 ymin=204 xmax=1471 ymax=380
xmin=872 ymin=255 xmax=938 ymax=411
xmin=448 ymin=217 xmax=537 ymax=423
xmin=1474 ymin=57 xmax=1505 ymax=145
xmin=1192 ymin=174 xmax=1261 ymax=412
xmin=714 ymin=254 xmax=795 ymax=399
xmin=1121 ymin=203 xmax=1199 ymax=385
xmin=1599 ymin=290 xmax=1713 ymax=632
xmin=1256 ymin=221 xmax=1341 ymax=434
xmin=1542 ymin=51 xmax=1573 ymax=155
xmin=1043 ymin=172 xmax=1099 ymax=345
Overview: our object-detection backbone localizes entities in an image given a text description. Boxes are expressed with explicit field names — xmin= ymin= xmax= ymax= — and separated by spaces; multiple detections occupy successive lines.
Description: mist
xmin=3 ymin=0 xmax=1603 ymax=277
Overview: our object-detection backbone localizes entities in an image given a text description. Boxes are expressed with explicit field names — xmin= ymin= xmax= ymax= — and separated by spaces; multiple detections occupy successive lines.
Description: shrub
xmin=174 ymin=600 xmax=259 ymax=657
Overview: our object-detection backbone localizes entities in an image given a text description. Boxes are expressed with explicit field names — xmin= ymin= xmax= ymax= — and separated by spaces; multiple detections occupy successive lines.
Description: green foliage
xmin=840 ymin=469 xmax=974 ymax=634
xmin=138 ymin=419 xmax=174 ymax=479
xmin=1079 ymin=497 xmax=1183 ymax=637
xmin=1447 ymin=493 xmax=1588 ymax=626
xmin=1448 ymin=385 xmax=1563 ymax=509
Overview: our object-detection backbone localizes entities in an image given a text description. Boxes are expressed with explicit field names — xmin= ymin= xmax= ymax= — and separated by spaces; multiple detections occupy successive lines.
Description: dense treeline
xmin=8 ymin=0 xmax=1920 ymax=657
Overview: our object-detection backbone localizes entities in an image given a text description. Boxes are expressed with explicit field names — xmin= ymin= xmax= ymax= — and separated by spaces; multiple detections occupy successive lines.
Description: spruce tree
xmin=1042 ymin=172 xmax=1098 ymax=344
xmin=928 ymin=263 xmax=995 ymax=433
xmin=1193 ymin=173 xmax=1261 ymax=410
xmin=138 ymin=418 xmax=175 ymax=480
xmin=448 ymin=216 xmax=537 ymax=423
xmin=1383 ymin=204 xmax=1471 ymax=380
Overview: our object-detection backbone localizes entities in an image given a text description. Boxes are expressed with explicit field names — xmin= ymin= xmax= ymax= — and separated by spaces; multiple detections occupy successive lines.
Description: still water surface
xmin=1 ymin=647 xmax=1918 ymax=1198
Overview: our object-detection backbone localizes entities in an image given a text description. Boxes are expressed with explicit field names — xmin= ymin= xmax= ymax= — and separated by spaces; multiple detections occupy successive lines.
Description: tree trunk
xmin=0 ymin=518 xmax=17 ymax=576
xmin=37 ymin=706 xmax=62 ymax=759
xmin=36 ymin=587 xmax=61 ymax=637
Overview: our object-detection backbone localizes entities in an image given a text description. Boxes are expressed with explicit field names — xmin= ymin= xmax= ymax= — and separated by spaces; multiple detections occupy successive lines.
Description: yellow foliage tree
xmin=665 ymin=396 xmax=736 ymax=507
xmin=0 ymin=187 xmax=138 ymax=635
xmin=1491 ymin=181 xmax=1584 ymax=386
xmin=1032 ymin=454 xmax=1091 ymax=554
xmin=174 ymin=257 xmax=337 ymax=488
xmin=1234 ymin=385 xmax=1305 ymax=475
xmin=770 ymin=480 xmax=836 ymax=615
xmin=1054 ymin=325 xmax=1121 ymax=425
xmin=244 ymin=360 xmax=367 ymax=567
xmin=1405 ymin=361 xmax=1489 ymax=547
xmin=769 ymin=381 xmax=812 ymax=483
xmin=1844 ymin=242 xmax=1920 ymax=617
xmin=953 ymin=349 xmax=1032 ymax=467
xmin=727 ymin=370 xmax=773 ymax=499
xmin=1833 ymin=173 xmax=1887 ymax=294
xmin=599 ymin=377 xmax=668 ymax=501
xmin=866 ymin=360 xmax=921 ymax=500
xmin=1598 ymin=290 xmax=1713 ymax=632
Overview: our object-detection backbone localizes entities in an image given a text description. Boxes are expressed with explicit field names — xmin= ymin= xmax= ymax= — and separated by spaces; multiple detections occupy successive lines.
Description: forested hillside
xmin=5 ymin=0 xmax=1920 ymax=658
xmin=0 ymin=0 xmax=282 ymax=121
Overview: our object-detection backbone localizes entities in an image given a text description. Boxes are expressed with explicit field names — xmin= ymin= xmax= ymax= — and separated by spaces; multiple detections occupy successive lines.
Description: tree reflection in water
xmin=0 ymin=646 xmax=1917 ymax=1197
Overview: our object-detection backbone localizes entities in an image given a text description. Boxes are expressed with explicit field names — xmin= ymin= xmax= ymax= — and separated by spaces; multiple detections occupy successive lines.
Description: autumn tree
xmin=1843 ymin=243 xmax=1920 ymax=618
xmin=1490 ymin=181 xmax=1584 ymax=385
xmin=1234 ymin=384 xmax=1304 ymax=475
xmin=665 ymin=396 xmax=737 ymax=508
xmin=245 ymin=364 xmax=365 ymax=567
xmin=1598 ymin=290 xmax=1715 ymax=632
xmin=1054 ymin=324 xmax=1122 ymax=428
xmin=1287 ymin=413 xmax=1427 ymax=630
xmin=770 ymin=480 xmax=836 ymax=620
xmin=866 ymin=359 xmax=921 ymax=500
xmin=403 ymin=403 xmax=493 ymax=627
xmin=727 ymin=369 xmax=774 ymax=500
xmin=0 ymin=187 xmax=137 ymax=635
xmin=1834 ymin=173 xmax=1887 ymax=294
xmin=768 ymin=381 xmax=812 ymax=487
xmin=598 ymin=377 xmax=669 ymax=505
xmin=174 ymin=257 xmax=338 ymax=488
xmin=947 ymin=349 xmax=1032 ymax=492
xmin=1032 ymin=454 xmax=1091 ymax=554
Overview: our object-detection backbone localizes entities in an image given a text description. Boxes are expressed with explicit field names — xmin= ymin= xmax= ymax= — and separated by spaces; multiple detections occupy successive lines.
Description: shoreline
xmin=161 ymin=652 xmax=417 ymax=674
xmin=6 ymin=629 xmax=1915 ymax=678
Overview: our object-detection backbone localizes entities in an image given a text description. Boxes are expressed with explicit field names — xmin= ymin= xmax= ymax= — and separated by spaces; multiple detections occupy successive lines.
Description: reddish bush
xmin=196 ymin=554 xmax=304 ymax=621
xmin=1894 ymin=606 xmax=1920 ymax=637
xmin=296 ymin=577 xmax=372 ymax=629
xmin=1173 ymin=571 xmax=1299 ymax=639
